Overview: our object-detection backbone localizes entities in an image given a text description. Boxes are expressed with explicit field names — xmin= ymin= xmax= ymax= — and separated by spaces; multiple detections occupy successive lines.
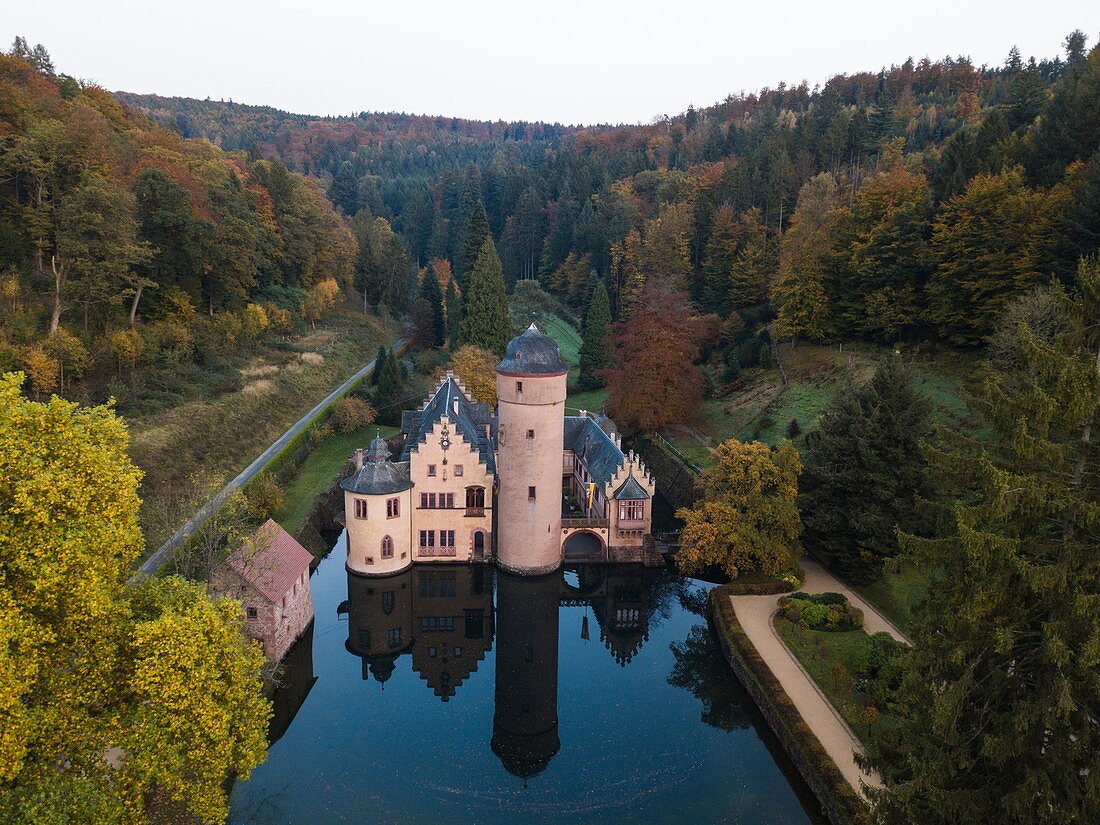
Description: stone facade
xmin=211 ymin=519 xmax=315 ymax=661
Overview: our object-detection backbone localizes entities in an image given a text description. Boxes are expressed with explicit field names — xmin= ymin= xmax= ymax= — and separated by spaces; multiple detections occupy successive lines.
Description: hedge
xmin=707 ymin=584 xmax=871 ymax=825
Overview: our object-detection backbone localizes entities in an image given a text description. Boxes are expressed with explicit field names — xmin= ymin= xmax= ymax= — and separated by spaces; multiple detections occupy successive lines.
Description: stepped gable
xmin=340 ymin=434 xmax=413 ymax=495
xmin=495 ymin=323 xmax=567 ymax=376
xmin=225 ymin=519 xmax=313 ymax=604
xmin=400 ymin=373 xmax=496 ymax=472
xmin=564 ymin=415 xmax=625 ymax=486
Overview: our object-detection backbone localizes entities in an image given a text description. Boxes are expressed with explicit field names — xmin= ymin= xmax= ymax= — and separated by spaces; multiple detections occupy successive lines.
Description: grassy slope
xmin=774 ymin=618 xmax=899 ymax=747
xmin=276 ymin=424 xmax=400 ymax=533
xmin=853 ymin=560 xmax=931 ymax=634
xmin=530 ymin=311 xmax=611 ymax=414
xmin=128 ymin=306 xmax=390 ymax=553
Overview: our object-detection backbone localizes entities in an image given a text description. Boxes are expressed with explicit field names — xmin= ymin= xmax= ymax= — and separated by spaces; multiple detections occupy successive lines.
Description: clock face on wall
xmin=439 ymin=426 xmax=451 ymax=451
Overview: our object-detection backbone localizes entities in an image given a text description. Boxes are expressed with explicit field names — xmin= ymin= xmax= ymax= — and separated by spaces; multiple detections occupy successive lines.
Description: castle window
xmin=528 ymin=486 xmax=536 ymax=500
xmin=618 ymin=500 xmax=645 ymax=522
xmin=387 ymin=498 xmax=400 ymax=518
xmin=526 ymin=429 xmax=535 ymax=439
xmin=246 ymin=606 xmax=258 ymax=619
xmin=443 ymin=493 xmax=454 ymax=508
xmin=381 ymin=536 xmax=394 ymax=559
xmin=428 ymin=646 xmax=437 ymax=658
xmin=388 ymin=627 xmax=402 ymax=648
xmin=354 ymin=498 xmax=368 ymax=519
xmin=454 ymin=464 xmax=463 ymax=477
xmin=440 ymin=530 xmax=455 ymax=549
xmin=427 ymin=464 xmax=437 ymax=477
xmin=382 ymin=590 xmax=394 ymax=614
xmin=419 ymin=530 xmax=435 ymax=548
xmin=516 ymin=381 xmax=523 ymax=393
xmin=454 ymin=646 xmax=463 ymax=657
xmin=365 ymin=557 xmax=374 ymax=565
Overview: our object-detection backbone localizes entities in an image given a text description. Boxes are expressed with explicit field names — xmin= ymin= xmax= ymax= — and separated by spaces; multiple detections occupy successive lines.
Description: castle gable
xmin=401 ymin=373 xmax=496 ymax=472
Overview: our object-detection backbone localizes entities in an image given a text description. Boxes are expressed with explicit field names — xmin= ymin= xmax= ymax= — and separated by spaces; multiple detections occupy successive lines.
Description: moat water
xmin=228 ymin=531 xmax=827 ymax=825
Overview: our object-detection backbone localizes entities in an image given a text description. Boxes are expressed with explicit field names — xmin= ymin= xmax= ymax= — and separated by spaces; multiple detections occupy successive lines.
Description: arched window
xmin=381 ymin=535 xmax=394 ymax=559
xmin=465 ymin=486 xmax=485 ymax=515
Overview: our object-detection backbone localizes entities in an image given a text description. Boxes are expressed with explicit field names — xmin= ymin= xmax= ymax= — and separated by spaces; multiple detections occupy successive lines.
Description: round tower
xmin=340 ymin=434 xmax=413 ymax=576
xmin=494 ymin=323 xmax=567 ymax=575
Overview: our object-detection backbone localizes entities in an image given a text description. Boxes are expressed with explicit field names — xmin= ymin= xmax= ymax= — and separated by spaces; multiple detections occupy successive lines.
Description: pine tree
xmin=457 ymin=199 xmax=490 ymax=289
xmin=866 ymin=256 xmax=1100 ymax=824
xmin=578 ymin=275 xmax=611 ymax=390
xmin=417 ymin=269 xmax=445 ymax=347
xmin=800 ymin=356 xmax=933 ymax=582
xmin=459 ymin=237 xmax=511 ymax=355
xmin=445 ymin=278 xmax=462 ymax=347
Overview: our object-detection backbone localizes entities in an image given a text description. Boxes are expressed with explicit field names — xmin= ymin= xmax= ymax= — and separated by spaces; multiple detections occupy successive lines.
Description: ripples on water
xmin=229 ymin=531 xmax=826 ymax=825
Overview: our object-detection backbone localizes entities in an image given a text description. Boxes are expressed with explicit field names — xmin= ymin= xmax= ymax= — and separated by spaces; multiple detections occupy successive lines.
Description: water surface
xmin=229 ymin=532 xmax=825 ymax=825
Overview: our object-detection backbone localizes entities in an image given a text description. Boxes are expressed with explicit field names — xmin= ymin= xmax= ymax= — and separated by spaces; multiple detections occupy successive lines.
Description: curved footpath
xmin=727 ymin=557 xmax=909 ymax=797
xmin=136 ymin=338 xmax=405 ymax=579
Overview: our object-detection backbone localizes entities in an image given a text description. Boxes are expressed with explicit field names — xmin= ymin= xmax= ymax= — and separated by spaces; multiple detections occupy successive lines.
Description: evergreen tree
xmin=459 ymin=237 xmax=511 ymax=355
xmin=353 ymin=236 xmax=377 ymax=312
xmin=371 ymin=349 xmax=409 ymax=425
xmin=417 ymin=269 xmax=446 ymax=347
xmin=370 ymin=344 xmax=387 ymax=386
xmin=800 ymin=356 xmax=933 ymax=582
xmin=445 ymin=278 xmax=462 ymax=347
xmin=578 ymin=275 xmax=611 ymax=390
xmin=457 ymin=199 xmax=490 ymax=289
xmin=866 ymin=256 xmax=1100 ymax=824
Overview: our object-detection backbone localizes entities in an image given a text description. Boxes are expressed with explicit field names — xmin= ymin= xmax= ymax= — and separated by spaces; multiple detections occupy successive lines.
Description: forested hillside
xmin=0 ymin=43 xmax=401 ymax=409
xmin=118 ymin=32 xmax=1100 ymax=351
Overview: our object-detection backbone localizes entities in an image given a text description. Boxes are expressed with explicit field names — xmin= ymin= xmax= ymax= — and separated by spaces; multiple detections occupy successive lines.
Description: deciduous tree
xmin=676 ymin=438 xmax=803 ymax=579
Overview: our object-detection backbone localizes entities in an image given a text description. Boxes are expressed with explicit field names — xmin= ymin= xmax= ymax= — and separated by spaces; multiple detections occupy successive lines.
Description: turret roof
xmin=495 ymin=323 xmax=567 ymax=376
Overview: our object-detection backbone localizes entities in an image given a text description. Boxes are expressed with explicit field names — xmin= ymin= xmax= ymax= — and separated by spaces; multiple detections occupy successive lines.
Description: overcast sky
xmin=4 ymin=1 xmax=1098 ymax=125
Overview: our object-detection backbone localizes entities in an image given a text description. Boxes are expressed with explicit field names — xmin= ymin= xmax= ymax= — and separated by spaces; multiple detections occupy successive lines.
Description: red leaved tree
xmin=601 ymin=281 xmax=716 ymax=433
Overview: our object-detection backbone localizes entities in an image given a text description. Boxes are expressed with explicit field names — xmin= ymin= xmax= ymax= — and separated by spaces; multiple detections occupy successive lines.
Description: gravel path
xmin=727 ymin=557 xmax=909 ymax=797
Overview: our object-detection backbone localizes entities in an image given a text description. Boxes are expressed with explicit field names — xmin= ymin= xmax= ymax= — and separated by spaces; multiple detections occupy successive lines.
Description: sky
xmin=4 ymin=1 xmax=1099 ymax=125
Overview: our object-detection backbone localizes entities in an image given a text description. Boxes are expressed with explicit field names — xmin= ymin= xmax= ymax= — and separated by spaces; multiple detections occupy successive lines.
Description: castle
xmin=340 ymin=323 xmax=656 ymax=577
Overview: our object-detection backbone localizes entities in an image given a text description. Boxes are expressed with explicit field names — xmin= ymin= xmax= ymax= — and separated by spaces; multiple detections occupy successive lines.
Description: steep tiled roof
xmin=225 ymin=519 xmax=313 ymax=604
xmin=614 ymin=475 xmax=650 ymax=500
xmin=564 ymin=416 xmax=625 ymax=486
xmin=401 ymin=377 xmax=496 ymax=472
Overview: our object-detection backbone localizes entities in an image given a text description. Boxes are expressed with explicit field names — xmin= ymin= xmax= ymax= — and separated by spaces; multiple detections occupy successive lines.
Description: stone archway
xmin=562 ymin=530 xmax=604 ymax=558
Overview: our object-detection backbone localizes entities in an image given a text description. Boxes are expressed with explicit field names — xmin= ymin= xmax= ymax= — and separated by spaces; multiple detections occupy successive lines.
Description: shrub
xmin=144 ymin=321 xmax=194 ymax=364
xmin=246 ymin=473 xmax=284 ymax=521
xmin=308 ymin=421 xmax=333 ymax=449
xmin=786 ymin=418 xmax=801 ymax=438
xmin=780 ymin=591 xmax=863 ymax=631
xmin=331 ymin=396 xmax=377 ymax=433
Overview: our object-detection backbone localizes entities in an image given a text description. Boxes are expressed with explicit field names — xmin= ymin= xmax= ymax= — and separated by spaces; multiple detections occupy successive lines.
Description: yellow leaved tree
xmin=446 ymin=345 xmax=499 ymax=405
xmin=0 ymin=372 xmax=269 ymax=824
xmin=675 ymin=438 xmax=803 ymax=580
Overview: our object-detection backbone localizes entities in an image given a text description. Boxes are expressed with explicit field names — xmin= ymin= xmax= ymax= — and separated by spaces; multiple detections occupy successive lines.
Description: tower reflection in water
xmin=340 ymin=563 xmax=660 ymax=779
xmin=490 ymin=572 xmax=561 ymax=778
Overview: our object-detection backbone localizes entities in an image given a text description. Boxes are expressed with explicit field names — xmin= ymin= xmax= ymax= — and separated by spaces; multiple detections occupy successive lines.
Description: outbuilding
xmin=212 ymin=519 xmax=315 ymax=661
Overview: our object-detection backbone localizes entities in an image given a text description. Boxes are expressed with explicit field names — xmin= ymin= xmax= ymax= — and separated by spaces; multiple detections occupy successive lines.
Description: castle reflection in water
xmin=336 ymin=564 xmax=660 ymax=779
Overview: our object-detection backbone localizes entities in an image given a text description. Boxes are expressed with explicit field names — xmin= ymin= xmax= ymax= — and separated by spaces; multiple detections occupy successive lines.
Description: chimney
xmin=353 ymin=449 xmax=364 ymax=471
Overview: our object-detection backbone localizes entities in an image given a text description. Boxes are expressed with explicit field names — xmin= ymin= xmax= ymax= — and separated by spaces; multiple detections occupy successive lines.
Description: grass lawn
xmin=276 ymin=424 xmax=400 ymax=533
xmin=536 ymin=312 xmax=582 ymax=367
xmin=854 ymin=560 xmax=931 ymax=634
xmin=566 ymin=387 xmax=608 ymax=415
xmin=774 ymin=617 xmax=900 ymax=747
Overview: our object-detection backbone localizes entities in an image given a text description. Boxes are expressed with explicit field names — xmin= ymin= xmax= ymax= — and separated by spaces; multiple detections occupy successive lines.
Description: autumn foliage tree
xmin=445 ymin=345 xmax=499 ymax=405
xmin=676 ymin=438 xmax=803 ymax=580
xmin=602 ymin=281 xmax=714 ymax=432
xmin=0 ymin=372 xmax=268 ymax=824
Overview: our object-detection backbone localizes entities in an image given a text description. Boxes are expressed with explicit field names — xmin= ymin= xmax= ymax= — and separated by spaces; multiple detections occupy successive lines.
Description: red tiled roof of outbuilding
xmin=225 ymin=519 xmax=313 ymax=604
